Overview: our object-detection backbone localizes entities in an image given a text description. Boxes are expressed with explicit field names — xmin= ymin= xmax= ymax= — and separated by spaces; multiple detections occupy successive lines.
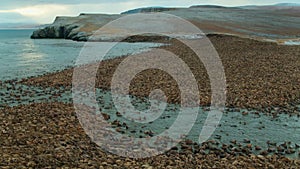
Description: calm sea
xmin=0 ymin=29 xmax=162 ymax=81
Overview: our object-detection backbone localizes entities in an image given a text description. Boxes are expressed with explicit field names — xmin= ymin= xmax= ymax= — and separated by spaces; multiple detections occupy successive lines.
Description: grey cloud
xmin=1 ymin=0 xmax=298 ymax=10
xmin=0 ymin=12 xmax=35 ymax=23
xmin=0 ymin=0 xmax=132 ymax=10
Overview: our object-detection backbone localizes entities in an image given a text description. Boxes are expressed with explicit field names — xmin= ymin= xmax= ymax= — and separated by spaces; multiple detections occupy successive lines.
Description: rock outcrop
xmin=31 ymin=25 xmax=79 ymax=39
xmin=31 ymin=14 xmax=120 ymax=41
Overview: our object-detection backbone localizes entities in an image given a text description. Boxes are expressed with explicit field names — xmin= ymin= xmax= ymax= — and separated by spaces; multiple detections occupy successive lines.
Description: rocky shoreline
xmin=2 ymin=3 xmax=300 ymax=168
xmin=1 ymin=79 xmax=300 ymax=159
xmin=1 ymin=102 xmax=299 ymax=168
xmin=2 ymin=34 xmax=299 ymax=168
xmin=20 ymin=34 xmax=300 ymax=115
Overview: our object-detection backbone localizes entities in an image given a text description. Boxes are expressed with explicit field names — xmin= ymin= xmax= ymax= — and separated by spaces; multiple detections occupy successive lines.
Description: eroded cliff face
xmin=31 ymin=25 xmax=80 ymax=39
xmin=31 ymin=14 xmax=120 ymax=41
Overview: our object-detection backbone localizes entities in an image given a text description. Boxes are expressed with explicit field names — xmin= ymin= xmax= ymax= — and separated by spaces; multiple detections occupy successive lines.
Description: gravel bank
xmin=19 ymin=34 xmax=300 ymax=114
xmin=1 ymin=102 xmax=299 ymax=168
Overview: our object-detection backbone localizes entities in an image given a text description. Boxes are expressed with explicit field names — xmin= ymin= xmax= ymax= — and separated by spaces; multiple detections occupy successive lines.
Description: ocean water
xmin=0 ymin=29 xmax=163 ymax=80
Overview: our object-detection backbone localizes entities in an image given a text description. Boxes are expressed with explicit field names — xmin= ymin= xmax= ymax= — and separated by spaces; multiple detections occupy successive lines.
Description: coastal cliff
xmin=31 ymin=14 xmax=120 ymax=41
xmin=31 ymin=5 xmax=300 ymax=42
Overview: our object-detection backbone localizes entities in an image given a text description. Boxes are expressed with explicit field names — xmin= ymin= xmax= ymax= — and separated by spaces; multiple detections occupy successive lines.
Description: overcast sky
xmin=0 ymin=0 xmax=298 ymax=24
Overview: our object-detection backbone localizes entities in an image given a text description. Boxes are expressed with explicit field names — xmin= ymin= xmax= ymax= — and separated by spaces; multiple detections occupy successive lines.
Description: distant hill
xmin=189 ymin=5 xmax=230 ymax=8
xmin=121 ymin=7 xmax=179 ymax=14
xmin=241 ymin=3 xmax=300 ymax=9
xmin=121 ymin=4 xmax=300 ymax=14
xmin=274 ymin=3 xmax=300 ymax=6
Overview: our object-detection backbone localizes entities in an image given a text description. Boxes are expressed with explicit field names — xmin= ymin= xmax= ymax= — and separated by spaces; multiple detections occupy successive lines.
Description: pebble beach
xmin=1 ymin=34 xmax=300 ymax=168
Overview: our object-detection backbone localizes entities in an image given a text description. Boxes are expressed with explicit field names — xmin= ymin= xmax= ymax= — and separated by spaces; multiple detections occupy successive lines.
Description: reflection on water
xmin=21 ymin=41 xmax=44 ymax=60
xmin=0 ymin=29 xmax=164 ymax=80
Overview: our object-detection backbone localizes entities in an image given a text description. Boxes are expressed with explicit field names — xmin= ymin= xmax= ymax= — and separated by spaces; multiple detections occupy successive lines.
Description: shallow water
xmin=93 ymin=89 xmax=300 ymax=159
xmin=284 ymin=40 xmax=300 ymax=45
xmin=0 ymin=29 xmax=163 ymax=80
xmin=1 ymin=82 xmax=299 ymax=158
